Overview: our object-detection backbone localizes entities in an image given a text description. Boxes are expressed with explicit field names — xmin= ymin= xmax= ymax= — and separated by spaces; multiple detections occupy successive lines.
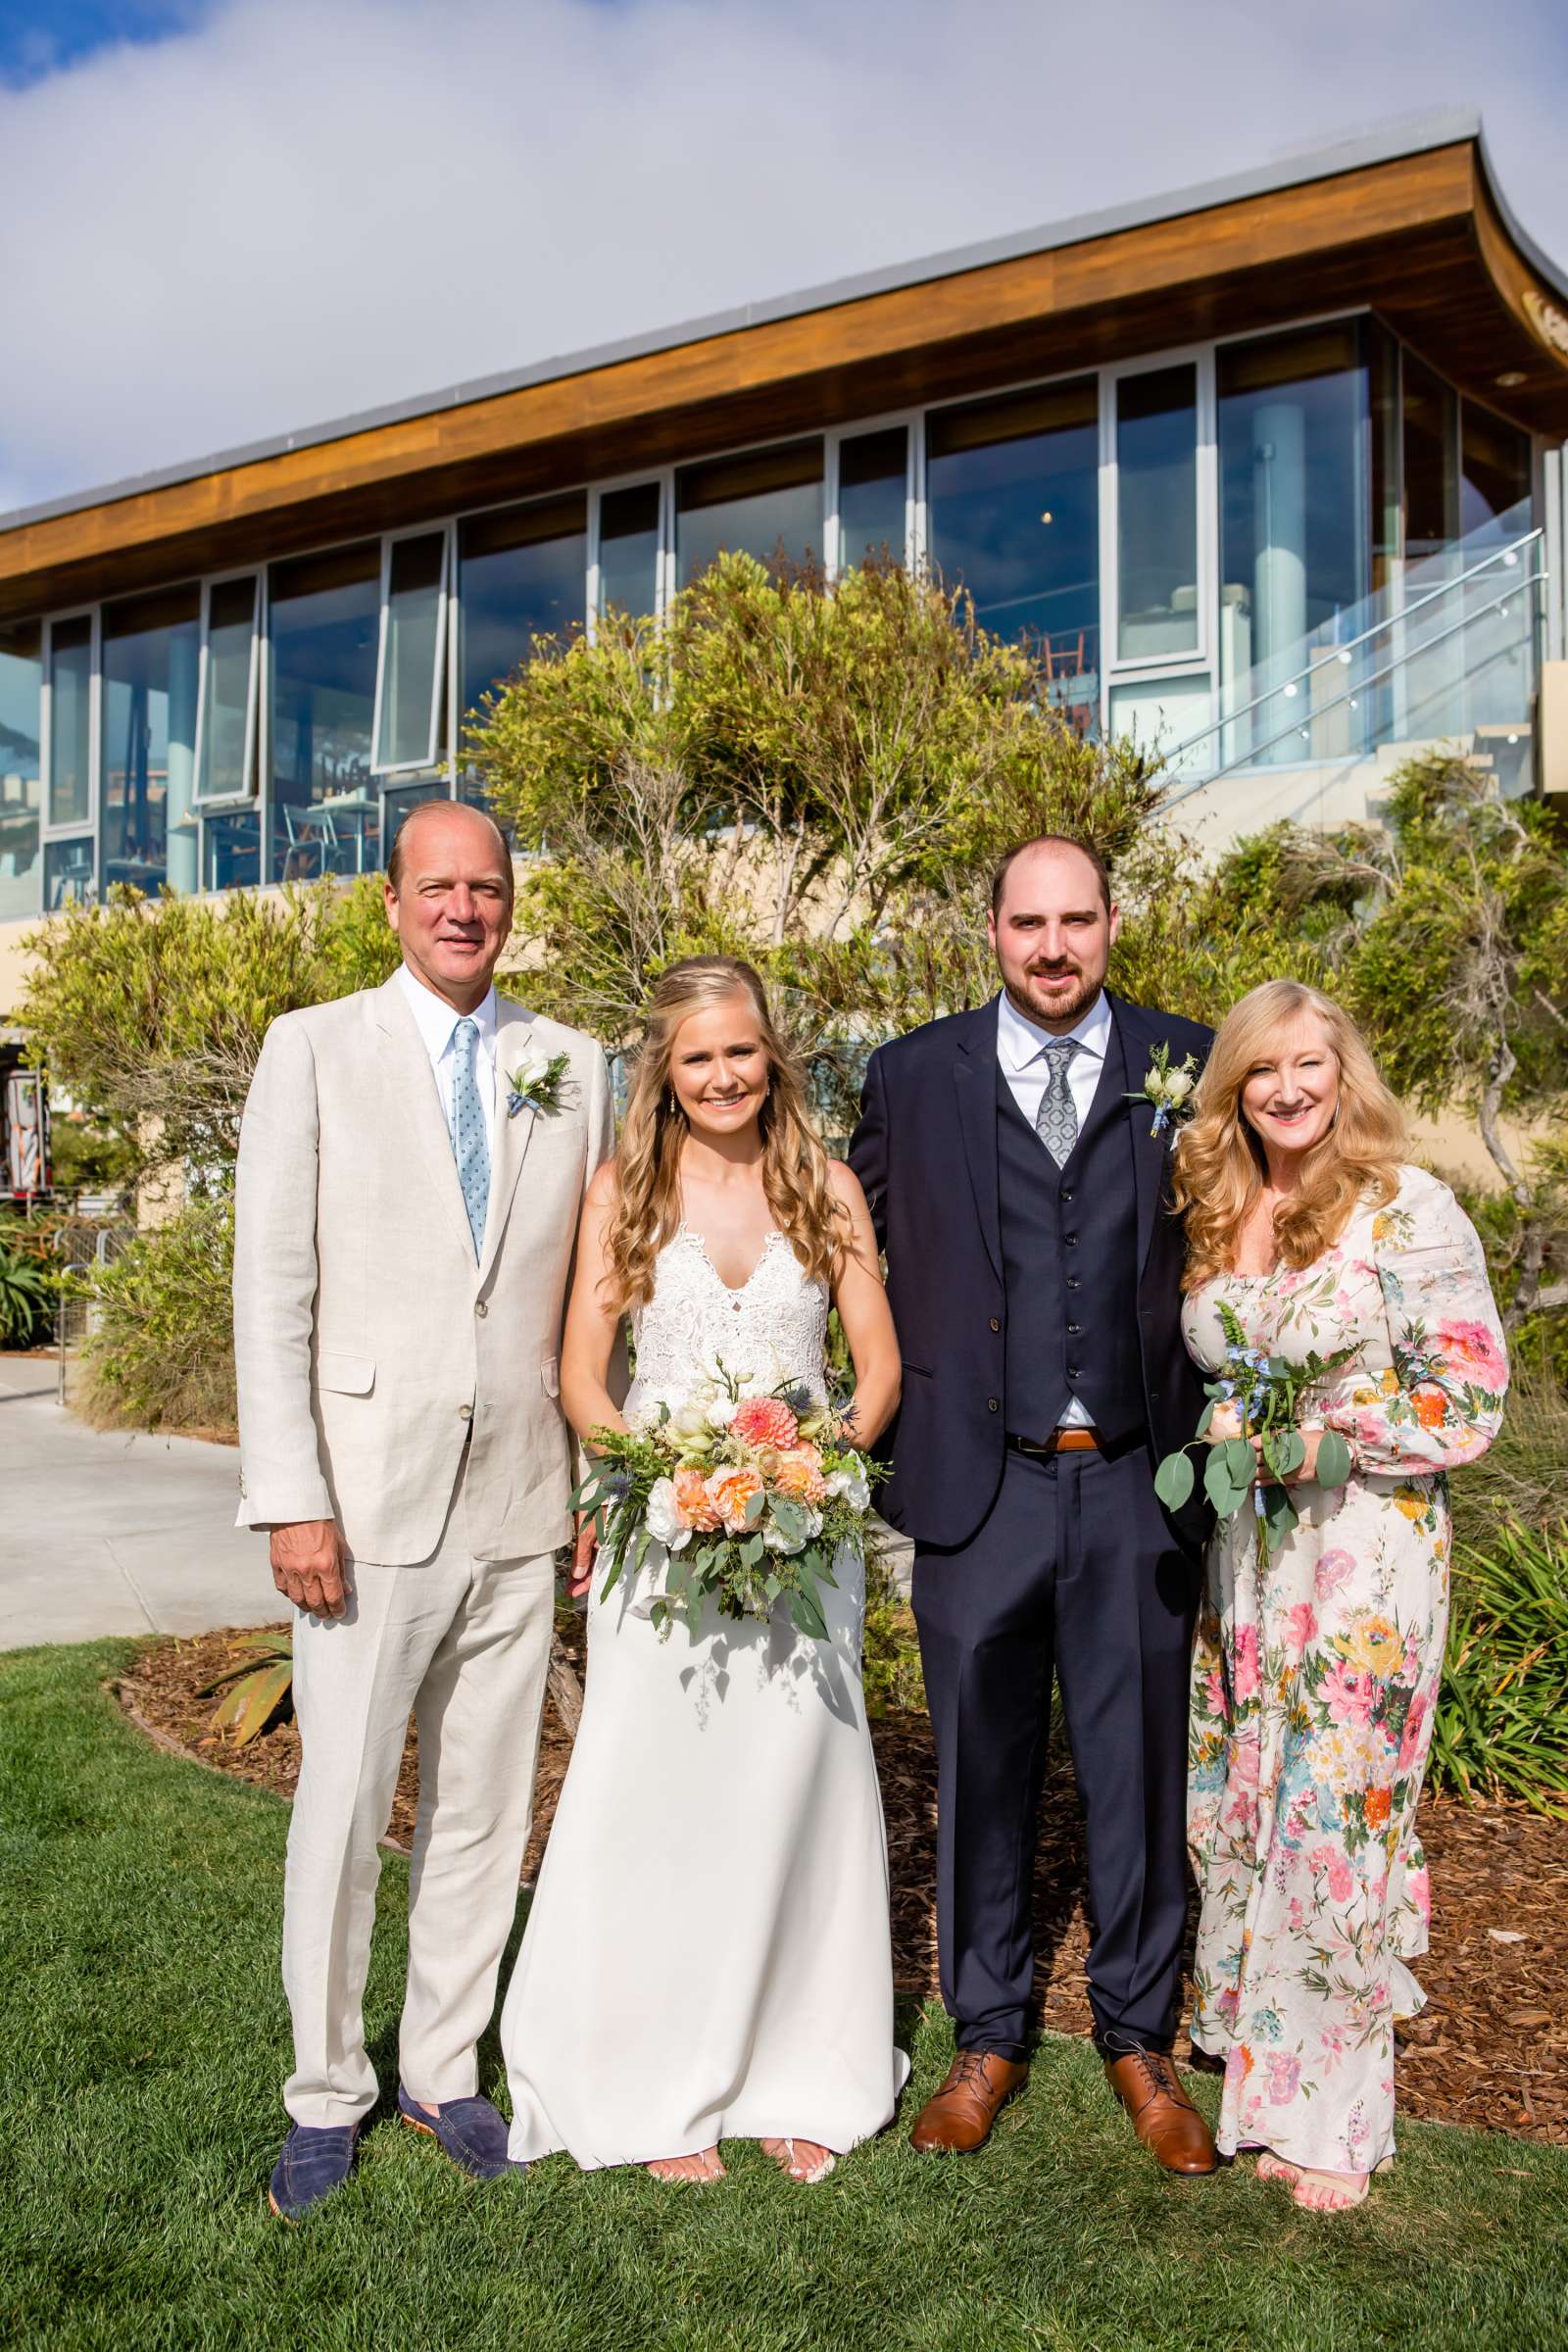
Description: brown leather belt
xmin=1008 ymin=1428 xmax=1101 ymax=1456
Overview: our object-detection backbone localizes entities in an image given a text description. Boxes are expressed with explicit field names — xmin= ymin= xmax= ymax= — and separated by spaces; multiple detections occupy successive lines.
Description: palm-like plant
xmin=196 ymin=1631 xmax=294 ymax=1747
xmin=0 ymin=1241 xmax=54 ymax=1348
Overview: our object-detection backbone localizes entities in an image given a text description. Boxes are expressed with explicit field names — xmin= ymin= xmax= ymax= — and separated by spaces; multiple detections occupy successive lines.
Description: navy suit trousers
xmin=913 ymin=1441 xmax=1200 ymax=2058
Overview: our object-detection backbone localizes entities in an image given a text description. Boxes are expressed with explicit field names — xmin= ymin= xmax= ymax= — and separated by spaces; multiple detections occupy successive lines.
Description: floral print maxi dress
xmin=1184 ymin=1164 xmax=1507 ymax=2175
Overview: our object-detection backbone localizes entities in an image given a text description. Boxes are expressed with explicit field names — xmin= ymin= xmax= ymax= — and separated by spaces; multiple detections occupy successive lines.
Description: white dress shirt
xmin=395 ymin=961 xmax=500 ymax=1152
xmin=996 ymin=986 xmax=1116 ymax=1429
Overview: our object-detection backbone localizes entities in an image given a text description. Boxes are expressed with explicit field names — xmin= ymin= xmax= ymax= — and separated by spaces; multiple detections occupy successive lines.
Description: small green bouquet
xmin=1153 ymin=1300 xmax=1356 ymax=1562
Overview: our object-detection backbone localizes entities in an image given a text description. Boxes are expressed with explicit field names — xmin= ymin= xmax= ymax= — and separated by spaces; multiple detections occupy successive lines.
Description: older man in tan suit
xmin=233 ymin=799 xmax=614 ymax=2220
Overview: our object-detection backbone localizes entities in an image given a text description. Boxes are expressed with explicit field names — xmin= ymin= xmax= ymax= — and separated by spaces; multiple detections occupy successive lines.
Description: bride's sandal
xmin=1255 ymin=2151 xmax=1302 ymax=2187
xmin=1291 ymin=2165 xmax=1370 ymax=2212
xmin=645 ymin=2147 xmax=726 ymax=2184
xmin=761 ymin=2136 xmax=837 ymax=2184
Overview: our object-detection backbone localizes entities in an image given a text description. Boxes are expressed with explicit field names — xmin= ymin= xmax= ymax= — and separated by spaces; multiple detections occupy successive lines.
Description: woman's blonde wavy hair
xmin=602 ymin=956 xmax=850 ymax=1313
xmin=1173 ymin=980 xmax=1405 ymax=1293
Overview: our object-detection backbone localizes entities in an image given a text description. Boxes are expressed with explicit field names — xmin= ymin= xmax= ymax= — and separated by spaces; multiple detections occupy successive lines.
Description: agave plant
xmin=1431 ymin=1518 xmax=1568 ymax=1815
xmin=197 ymin=1630 xmax=295 ymax=1747
xmin=0 ymin=1240 xmax=55 ymax=1349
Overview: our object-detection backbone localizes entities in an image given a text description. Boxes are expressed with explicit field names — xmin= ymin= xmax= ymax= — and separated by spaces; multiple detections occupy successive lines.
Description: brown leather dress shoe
xmin=909 ymin=2051 xmax=1030 ymax=2153
xmin=1104 ymin=2048 xmax=1218 ymax=2176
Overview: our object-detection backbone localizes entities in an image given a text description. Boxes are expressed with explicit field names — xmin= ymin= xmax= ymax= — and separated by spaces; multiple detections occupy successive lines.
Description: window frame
xmin=824 ymin=412 xmax=917 ymax=579
xmin=587 ymin=469 xmax=672 ymax=636
xmin=1100 ymin=342 xmax=1216 ymax=683
xmin=192 ymin=567 xmax=264 ymax=810
xmin=371 ymin=522 xmax=453 ymax=778
xmin=40 ymin=605 xmax=101 ymax=847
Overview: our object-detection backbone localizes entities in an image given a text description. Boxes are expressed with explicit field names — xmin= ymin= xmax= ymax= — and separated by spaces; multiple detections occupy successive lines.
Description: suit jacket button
xmin=459 ymin=1402 xmax=473 ymax=1421
xmin=475 ymin=1300 xmax=488 ymax=1317
xmin=1061 ymin=1188 xmax=1075 ymax=1202
xmin=988 ymin=1397 xmax=1000 ymax=1412
xmin=989 ymin=1316 xmax=1001 ymax=1333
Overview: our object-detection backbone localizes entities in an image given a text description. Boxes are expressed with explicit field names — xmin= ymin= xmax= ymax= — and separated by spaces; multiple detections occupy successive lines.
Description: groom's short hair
xmin=990 ymin=833 xmax=1112 ymax=918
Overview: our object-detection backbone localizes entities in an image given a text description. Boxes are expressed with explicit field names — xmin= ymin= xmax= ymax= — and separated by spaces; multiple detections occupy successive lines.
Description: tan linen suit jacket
xmin=232 ymin=972 xmax=615 ymax=1566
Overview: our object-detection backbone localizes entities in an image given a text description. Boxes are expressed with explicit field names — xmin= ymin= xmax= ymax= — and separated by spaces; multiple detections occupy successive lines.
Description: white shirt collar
xmin=996 ymin=986 xmax=1113 ymax=1073
xmin=396 ymin=961 xmax=499 ymax=1060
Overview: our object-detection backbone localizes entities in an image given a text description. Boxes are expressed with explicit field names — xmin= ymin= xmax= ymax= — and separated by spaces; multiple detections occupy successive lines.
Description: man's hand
xmin=270 ymin=1519 xmax=350 ymax=1617
xmin=565 ymin=1513 xmax=598 ymax=1601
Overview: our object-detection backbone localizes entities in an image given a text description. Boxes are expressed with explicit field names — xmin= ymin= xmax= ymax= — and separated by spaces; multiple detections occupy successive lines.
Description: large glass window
xmin=197 ymin=576 xmax=261 ymax=805
xmin=44 ymin=836 xmax=94 ymax=908
xmin=926 ymin=379 xmax=1100 ymax=720
xmin=101 ymin=586 xmax=200 ymax=896
xmin=1116 ymin=364 xmax=1199 ymax=660
xmin=269 ymin=543 xmax=381 ymax=883
xmin=837 ymin=427 xmax=908 ymax=570
xmin=47 ymin=614 xmax=93 ymax=832
xmin=597 ymin=484 xmax=662 ymax=620
xmin=459 ymin=494 xmax=586 ymax=730
xmin=1460 ymin=404 xmax=1533 ymax=543
xmin=0 ymin=622 xmax=42 ymax=921
xmin=676 ymin=440 xmax=824 ymax=584
xmin=1402 ymin=352 xmax=1459 ymax=562
xmin=202 ymin=808 xmax=262 ymax=893
xmin=1217 ymin=322 xmax=1369 ymax=681
xmin=375 ymin=531 xmax=448 ymax=772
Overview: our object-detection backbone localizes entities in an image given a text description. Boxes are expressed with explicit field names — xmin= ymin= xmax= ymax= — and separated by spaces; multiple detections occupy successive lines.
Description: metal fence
xmin=53 ymin=1215 xmax=134 ymax=1405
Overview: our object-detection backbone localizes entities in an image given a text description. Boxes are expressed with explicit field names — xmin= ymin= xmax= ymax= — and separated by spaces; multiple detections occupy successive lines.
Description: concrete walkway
xmin=1 ymin=1357 xmax=278 ymax=1647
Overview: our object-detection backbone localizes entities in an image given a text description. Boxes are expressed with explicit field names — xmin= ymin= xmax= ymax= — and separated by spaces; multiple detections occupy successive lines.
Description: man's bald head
xmin=386 ymin=798 xmax=513 ymax=900
xmin=383 ymin=798 xmax=515 ymax=1013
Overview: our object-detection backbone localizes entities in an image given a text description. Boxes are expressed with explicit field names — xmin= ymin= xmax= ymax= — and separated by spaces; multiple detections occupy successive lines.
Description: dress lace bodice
xmin=624 ymin=1226 xmax=830 ymax=1423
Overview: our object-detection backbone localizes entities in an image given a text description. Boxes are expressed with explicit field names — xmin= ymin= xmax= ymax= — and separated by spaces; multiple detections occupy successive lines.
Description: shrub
xmin=1431 ymin=1516 xmax=1568 ymax=1814
xmin=79 ymin=1197 xmax=236 ymax=1434
xmin=0 ymin=1238 xmax=54 ymax=1349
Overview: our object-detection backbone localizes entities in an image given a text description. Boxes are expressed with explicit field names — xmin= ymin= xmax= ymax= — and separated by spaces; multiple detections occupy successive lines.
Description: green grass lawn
xmin=3 ymin=1642 xmax=1566 ymax=2352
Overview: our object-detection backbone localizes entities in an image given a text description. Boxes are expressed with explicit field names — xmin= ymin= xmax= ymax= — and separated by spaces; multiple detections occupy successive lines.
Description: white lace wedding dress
xmin=501 ymin=1225 xmax=909 ymax=2168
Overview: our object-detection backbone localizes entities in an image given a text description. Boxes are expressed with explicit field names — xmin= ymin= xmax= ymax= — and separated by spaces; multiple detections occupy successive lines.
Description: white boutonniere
xmin=506 ymin=1049 xmax=572 ymax=1119
xmin=1128 ymin=1043 xmax=1199 ymax=1138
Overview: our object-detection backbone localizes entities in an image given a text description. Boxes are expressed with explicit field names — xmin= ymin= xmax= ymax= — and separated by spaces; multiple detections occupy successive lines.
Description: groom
xmin=233 ymin=799 xmax=614 ymax=2219
xmin=851 ymin=834 xmax=1216 ymax=2174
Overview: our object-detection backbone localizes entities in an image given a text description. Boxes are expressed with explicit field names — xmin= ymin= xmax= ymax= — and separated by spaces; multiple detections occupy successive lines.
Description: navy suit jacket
xmin=849 ymin=991 xmax=1213 ymax=1552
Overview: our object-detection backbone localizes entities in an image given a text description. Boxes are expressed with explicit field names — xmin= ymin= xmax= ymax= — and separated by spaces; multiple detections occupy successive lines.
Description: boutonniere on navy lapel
xmin=1128 ymin=1043 xmax=1200 ymax=1139
xmin=506 ymin=1049 xmax=573 ymax=1119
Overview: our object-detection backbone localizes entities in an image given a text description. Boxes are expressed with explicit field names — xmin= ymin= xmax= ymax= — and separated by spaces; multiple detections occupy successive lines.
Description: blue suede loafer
xmin=397 ymin=2084 xmax=524 ymax=2180
xmin=269 ymin=2122 xmax=361 ymax=2220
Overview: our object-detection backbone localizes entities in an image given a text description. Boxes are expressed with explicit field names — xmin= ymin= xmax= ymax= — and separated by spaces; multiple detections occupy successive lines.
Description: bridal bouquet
xmin=1153 ymin=1300 xmax=1356 ymax=1564
xmin=572 ymin=1364 xmax=883 ymax=1640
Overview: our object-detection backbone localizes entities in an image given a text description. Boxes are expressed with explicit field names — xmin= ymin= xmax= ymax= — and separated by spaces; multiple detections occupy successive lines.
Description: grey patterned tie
xmin=1034 ymin=1039 xmax=1079 ymax=1166
xmin=451 ymin=1015 xmax=490 ymax=1261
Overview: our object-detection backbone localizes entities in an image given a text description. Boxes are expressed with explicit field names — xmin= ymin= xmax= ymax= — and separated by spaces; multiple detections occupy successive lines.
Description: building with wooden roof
xmin=2 ymin=107 xmax=1565 ymax=1007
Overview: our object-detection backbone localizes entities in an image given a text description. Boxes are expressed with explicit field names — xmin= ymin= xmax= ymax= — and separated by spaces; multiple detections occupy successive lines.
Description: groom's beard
xmin=1004 ymin=969 xmax=1104 ymax=1031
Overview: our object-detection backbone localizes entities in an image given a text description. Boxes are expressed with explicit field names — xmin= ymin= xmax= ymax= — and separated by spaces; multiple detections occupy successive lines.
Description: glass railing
xmin=1161 ymin=500 xmax=1545 ymax=803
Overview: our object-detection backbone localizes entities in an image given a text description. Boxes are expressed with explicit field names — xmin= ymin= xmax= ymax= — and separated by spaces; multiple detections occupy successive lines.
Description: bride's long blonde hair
xmin=1173 ymin=980 xmax=1404 ymax=1293
xmin=602 ymin=956 xmax=849 ymax=1312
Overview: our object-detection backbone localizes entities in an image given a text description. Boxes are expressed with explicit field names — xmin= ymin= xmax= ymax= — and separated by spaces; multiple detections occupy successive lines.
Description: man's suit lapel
xmin=954 ymin=1001 xmax=1004 ymax=1285
xmin=1110 ymin=994 xmax=1167 ymax=1280
xmin=476 ymin=1000 xmax=541 ymax=1288
xmin=372 ymin=976 xmax=476 ymax=1264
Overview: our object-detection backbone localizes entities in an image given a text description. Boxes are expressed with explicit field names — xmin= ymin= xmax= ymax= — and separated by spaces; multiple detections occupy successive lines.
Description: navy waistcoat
xmin=996 ymin=1021 xmax=1144 ymax=1445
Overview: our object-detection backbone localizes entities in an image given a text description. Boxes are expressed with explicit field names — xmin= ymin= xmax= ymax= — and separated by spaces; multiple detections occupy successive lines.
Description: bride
xmin=501 ymin=955 xmax=909 ymax=2182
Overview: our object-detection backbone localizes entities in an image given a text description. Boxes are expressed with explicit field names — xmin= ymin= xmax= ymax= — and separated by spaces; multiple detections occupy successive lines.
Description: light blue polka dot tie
xmin=450 ymin=1016 xmax=490 ymax=1261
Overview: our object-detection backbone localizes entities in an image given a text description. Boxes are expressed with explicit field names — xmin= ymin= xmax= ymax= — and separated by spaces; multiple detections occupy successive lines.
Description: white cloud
xmin=2 ymin=0 xmax=1566 ymax=513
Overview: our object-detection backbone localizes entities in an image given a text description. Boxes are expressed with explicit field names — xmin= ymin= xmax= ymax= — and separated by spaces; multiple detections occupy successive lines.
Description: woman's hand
xmin=1251 ymin=1426 xmax=1329 ymax=1486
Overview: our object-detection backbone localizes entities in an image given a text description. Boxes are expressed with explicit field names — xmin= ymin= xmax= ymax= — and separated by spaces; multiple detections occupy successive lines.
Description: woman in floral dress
xmin=1174 ymin=982 xmax=1507 ymax=2213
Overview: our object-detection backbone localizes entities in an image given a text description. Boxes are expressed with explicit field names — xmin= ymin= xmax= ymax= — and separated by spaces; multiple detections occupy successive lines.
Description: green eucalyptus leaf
xmin=1315 ymin=1430 xmax=1353 ymax=1487
xmin=1153 ymin=1450 xmax=1196 ymax=1510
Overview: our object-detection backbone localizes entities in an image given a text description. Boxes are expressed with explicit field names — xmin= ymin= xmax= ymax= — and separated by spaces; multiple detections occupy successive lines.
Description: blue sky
xmin=2 ymin=0 xmax=1566 ymax=514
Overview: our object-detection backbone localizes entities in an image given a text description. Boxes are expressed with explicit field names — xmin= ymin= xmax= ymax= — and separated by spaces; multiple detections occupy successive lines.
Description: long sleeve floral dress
xmin=1184 ymin=1164 xmax=1507 ymax=2176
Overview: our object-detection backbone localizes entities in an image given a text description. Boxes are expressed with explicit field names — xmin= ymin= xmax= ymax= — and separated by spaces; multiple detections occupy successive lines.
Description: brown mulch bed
xmin=118 ymin=1622 xmax=1568 ymax=2147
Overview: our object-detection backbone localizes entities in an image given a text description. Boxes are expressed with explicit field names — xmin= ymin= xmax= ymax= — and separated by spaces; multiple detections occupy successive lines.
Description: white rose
xmin=1163 ymin=1067 xmax=1195 ymax=1104
xmin=644 ymin=1479 xmax=691 ymax=1551
xmin=671 ymin=1398 xmax=712 ymax=1440
xmin=827 ymin=1460 xmax=870 ymax=1513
